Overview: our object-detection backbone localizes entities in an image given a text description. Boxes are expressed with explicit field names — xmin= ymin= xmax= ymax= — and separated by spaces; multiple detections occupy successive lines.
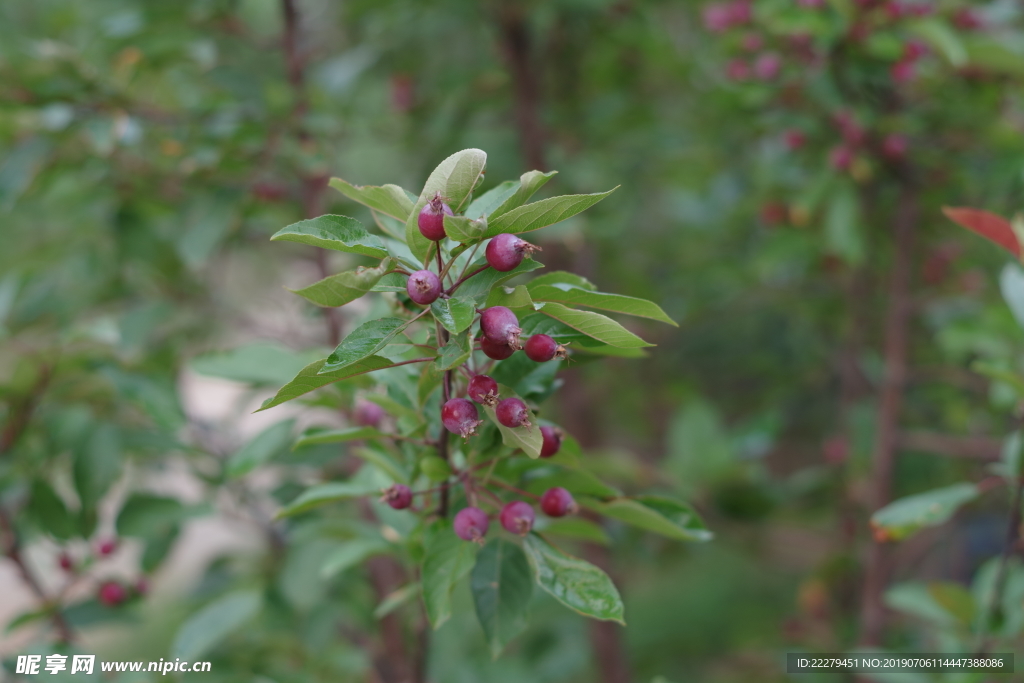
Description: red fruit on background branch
xmin=454 ymin=506 xmax=489 ymax=542
xmin=539 ymin=426 xmax=563 ymax=458
xmin=354 ymin=400 xmax=385 ymax=427
xmin=496 ymin=397 xmax=531 ymax=429
xmin=381 ymin=484 xmax=413 ymax=510
xmin=442 ymin=398 xmax=483 ymax=438
xmin=942 ymin=207 xmax=1021 ymax=258
xmin=499 ymin=501 xmax=535 ymax=535
xmin=480 ymin=336 xmax=517 ymax=360
xmin=98 ymin=581 xmax=126 ymax=606
xmin=480 ymin=306 xmax=522 ymax=348
xmin=468 ymin=374 xmax=499 ymax=406
xmin=97 ymin=538 xmax=118 ymax=556
xmin=541 ymin=487 xmax=578 ymax=517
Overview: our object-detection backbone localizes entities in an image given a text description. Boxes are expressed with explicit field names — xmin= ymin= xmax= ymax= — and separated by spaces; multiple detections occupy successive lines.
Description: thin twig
xmin=445 ymin=265 xmax=491 ymax=296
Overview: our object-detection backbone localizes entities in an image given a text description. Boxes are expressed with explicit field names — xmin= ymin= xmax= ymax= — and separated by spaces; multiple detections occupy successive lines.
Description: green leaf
xmin=484 ymin=187 xmax=617 ymax=238
xmin=456 ymin=257 xmax=545 ymax=303
xmin=485 ymin=285 xmax=534 ymax=310
xmin=374 ymin=582 xmax=422 ymax=619
xmin=909 ymin=17 xmax=967 ymax=67
xmin=277 ymin=480 xmax=382 ymax=518
xmin=73 ymin=424 xmax=122 ymax=511
xmin=487 ymin=170 xmax=559 ymax=221
xmin=539 ymin=517 xmax=611 ymax=545
xmin=227 ymin=419 xmax=295 ymax=478
xmin=28 ymin=480 xmax=76 ymax=540
xmin=529 ymin=284 xmax=676 ymax=326
xmin=319 ymin=318 xmax=414 ymax=374
xmin=471 ymin=539 xmax=532 ymax=658
xmin=420 ymin=455 xmax=453 ymax=482
xmin=271 ymin=215 xmax=388 ymax=258
xmin=580 ymin=496 xmax=712 ymax=542
xmin=444 ymin=215 xmax=487 ymax=243
xmin=431 ymin=297 xmax=476 ymax=334
xmin=823 ymin=184 xmax=864 ymax=265
xmin=171 ymin=590 xmax=263 ymax=660
xmin=466 ymin=181 xmax=519 ymax=219
xmin=257 ymin=355 xmax=412 ymax=412
xmin=116 ymin=494 xmax=185 ymax=537
xmin=435 ymin=330 xmax=472 ymax=371
xmin=1000 ymin=263 xmax=1024 ymax=331
xmin=320 ymin=538 xmax=392 ymax=578
xmin=871 ymin=483 xmax=980 ymax=541
xmin=524 ymin=469 xmax=621 ymax=499
xmin=535 ymin=302 xmax=653 ymax=348
xmin=294 ymin=426 xmax=383 ymax=448
xmin=528 ymin=271 xmax=596 ymax=291
xmin=522 ymin=534 xmax=624 ymax=623
xmin=351 ymin=446 xmax=408 ymax=484
xmin=372 ymin=272 xmax=409 ymax=293
xmin=422 ymin=520 xmax=479 ymax=629
xmin=328 ymin=178 xmax=415 ymax=221
xmin=482 ymin=385 xmax=543 ymax=458
xmin=405 ymin=149 xmax=488 ymax=263
xmin=289 ymin=259 xmax=392 ymax=308
xmin=192 ymin=344 xmax=326 ymax=386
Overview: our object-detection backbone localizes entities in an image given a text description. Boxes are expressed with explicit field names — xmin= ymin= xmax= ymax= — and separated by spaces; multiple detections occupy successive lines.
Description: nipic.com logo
xmin=14 ymin=655 xmax=212 ymax=676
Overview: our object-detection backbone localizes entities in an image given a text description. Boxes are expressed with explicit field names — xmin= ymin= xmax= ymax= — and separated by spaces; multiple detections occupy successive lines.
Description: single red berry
xmin=524 ymin=334 xmax=566 ymax=362
xmin=829 ymin=145 xmax=853 ymax=171
xmin=740 ymin=32 xmax=762 ymax=51
xmin=725 ymin=59 xmax=750 ymax=81
xmin=485 ymin=233 xmax=542 ymax=272
xmin=442 ymin=398 xmax=483 ymax=438
xmin=702 ymin=3 xmax=733 ymax=32
xmin=97 ymin=538 xmax=118 ymax=556
xmin=541 ymin=487 xmax=578 ymax=517
xmin=727 ymin=0 xmax=751 ymax=24
xmin=468 ymin=374 xmax=499 ymax=406
xmin=480 ymin=306 xmax=522 ymax=348
xmin=760 ymin=202 xmax=788 ymax=227
xmin=953 ymin=8 xmax=982 ymax=30
xmin=480 ymin=337 xmax=517 ymax=360
xmin=881 ymin=133 xmax=908 ymax=160
xmin=496 ymin=397 xmax=531 ymax=429
xmin=902 ymin=39 xmax=927 ymax=61
xmin=753 ymin=52 xmax=781 ymax=81
xmin=381 ymin=484 xmax=413 ymax=510
xmin=98 ymin=581 xmax=126 ymax=606
xmin=406 ymin=270 xmax=442 ymax=305
xmin=891 ymin=59 xmax=915 ymax=84
xmin=417 ymin=193 xmax=453 ymax=241
xmin=58 ymin=553 xmax=73 ymax=572
xmin=499 ymin=501 xmax=535 ymax=536
xmin=354 ymin=400 xmax=385 ymax=427
xmin=539 ymin=426 xmax=563 ymax=458
xmin=454 ymin=506 xmax=489 ymax=542
xmin=135 ymin=578 xmax=149 ymax=596
xmin=783 ymin=129 xmax=805 ymax=150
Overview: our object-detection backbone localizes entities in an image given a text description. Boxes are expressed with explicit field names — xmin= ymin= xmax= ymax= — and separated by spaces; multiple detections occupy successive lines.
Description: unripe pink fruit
xmin=480 ymin=337 xmax=517 ymax=360
xmin=468 ymin=374 xmax=499 ymax=406
xmin=485 ymin=233 xmax=541 ymax=272
xmin=539 ymin=426 xmax=563 ymax=458
xmin=441 ymin=398 xmax=483 ymax=438
xmin=496 ymin=397 xmax=531 ymax=429
xmin=417 ymin=193 xmax=453 ymax=241
xmin=524 ymin=334 xmax=566 ymax=362
xmin=454 ymin=506 xmax=489 ymax=542
xmin=882 ymin=133 xmax=908 ymax=160
xmin=829 ymin=145 xmax=853 ymax=171
xmin=783 ymin=129 xmax=806 ymax=150
xmin=725 ymin=59 xmax=750 ymax=81
xmin=406 ymin=270 xmax=442 ymax=305
xmin=354 ymin=400 xmax=385 ymax=427
xmin=480 ymin=306 xmax=522 ymax=348
xmin=753 ymin=52 xmax=781 ymax=81
xmin=98 ymin=581 xmax=126 ymax=606
xmin=499 ymin=501 xmax=535 ymax=536
xmin=540 ymin=487 xmax=577 ymax=517
xmin=381 ymin=484 xmax=413 ymax=510
xmin=891 ymin=60 xmax=915 ymax=84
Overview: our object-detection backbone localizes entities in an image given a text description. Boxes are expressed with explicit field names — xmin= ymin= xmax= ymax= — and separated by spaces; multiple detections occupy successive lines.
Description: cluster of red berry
xmin=380 ymin=193 xmax=583 ymax=542
xmin=56 ymin=538 xmax=147 ymax=607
